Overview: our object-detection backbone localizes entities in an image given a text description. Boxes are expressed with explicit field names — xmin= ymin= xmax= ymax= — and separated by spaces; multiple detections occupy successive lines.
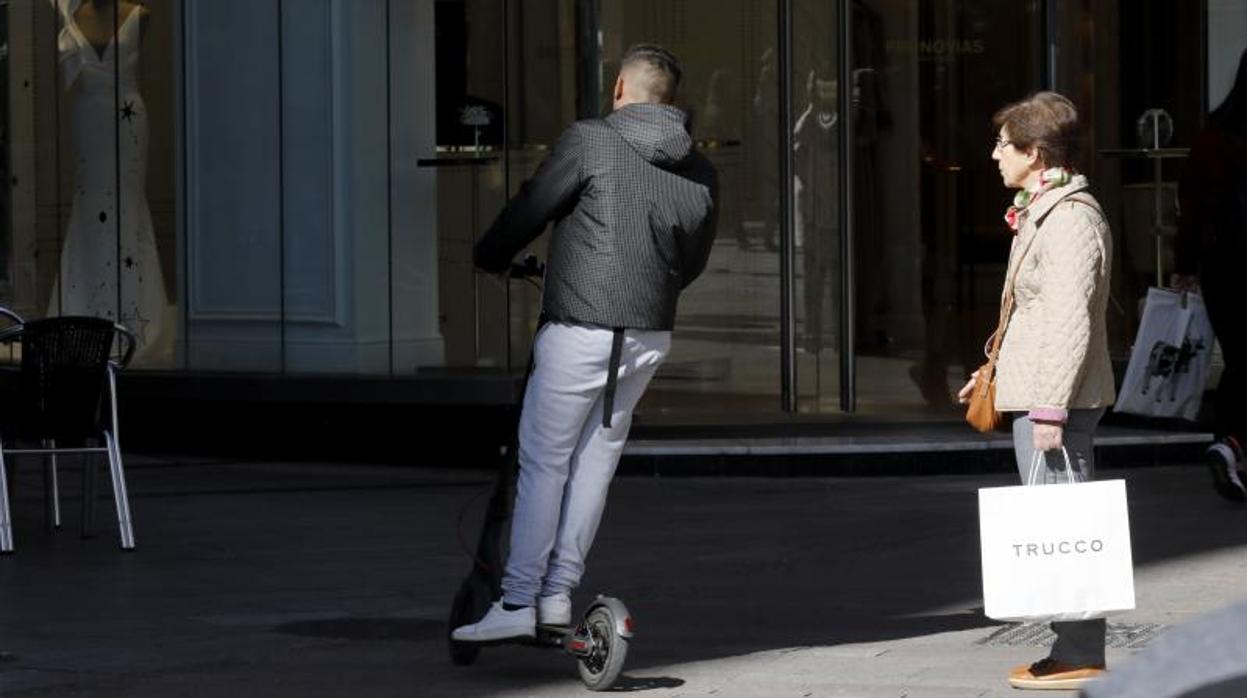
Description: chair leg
xmin=103 ymin=431 xmax=135 ymax=550
xmin=0 ymin=438 xmax=12 ymax=552
xmin=81 ymin=453 xmax=97 ymax=539
xmin=43 ymin=440 xmax=61 ymax=531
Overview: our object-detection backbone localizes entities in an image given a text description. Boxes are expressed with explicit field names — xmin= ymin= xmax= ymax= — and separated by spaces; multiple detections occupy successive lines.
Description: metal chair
xmin=0 ymin=308 xmax=137 ymax=552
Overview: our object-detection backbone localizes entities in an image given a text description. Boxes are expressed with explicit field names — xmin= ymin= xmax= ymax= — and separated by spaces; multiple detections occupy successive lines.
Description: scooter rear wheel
xmin=447 ymin=580 xmax=486 ymax=666
xmin=576 ymin=606 xmax=628 ymax=691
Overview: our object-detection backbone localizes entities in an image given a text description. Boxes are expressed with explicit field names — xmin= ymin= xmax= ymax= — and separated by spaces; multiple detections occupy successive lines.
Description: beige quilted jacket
xmin=994 ymin=175 xmax=1117 ymax=413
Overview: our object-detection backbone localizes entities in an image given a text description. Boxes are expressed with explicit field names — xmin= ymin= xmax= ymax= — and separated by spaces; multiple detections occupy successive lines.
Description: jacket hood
xmin=604 ymin=103 xmax=694 ymax=168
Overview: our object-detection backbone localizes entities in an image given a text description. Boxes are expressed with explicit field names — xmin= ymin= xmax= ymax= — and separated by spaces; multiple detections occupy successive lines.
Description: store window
xmin=4 ymin=0 xmax=178 ymax=368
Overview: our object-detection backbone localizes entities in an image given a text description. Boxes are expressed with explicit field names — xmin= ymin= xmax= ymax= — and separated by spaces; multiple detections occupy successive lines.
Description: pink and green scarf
xmin=1004 ymin=167 xmax=1073 ymax=232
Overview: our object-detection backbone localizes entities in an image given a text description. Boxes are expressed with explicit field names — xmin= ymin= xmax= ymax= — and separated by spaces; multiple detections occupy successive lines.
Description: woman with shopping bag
xmin=958 ymin=91 xmax=1117 ymax=690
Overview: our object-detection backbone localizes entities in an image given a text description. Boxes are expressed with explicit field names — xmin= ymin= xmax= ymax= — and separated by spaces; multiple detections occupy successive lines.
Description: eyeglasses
xmin=993 ymin=136 xmax=1014 ymax=151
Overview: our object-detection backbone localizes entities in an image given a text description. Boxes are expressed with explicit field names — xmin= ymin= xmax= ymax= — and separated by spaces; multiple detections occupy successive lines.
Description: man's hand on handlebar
xmin=510 ymin=254 xmax=544 ymax=279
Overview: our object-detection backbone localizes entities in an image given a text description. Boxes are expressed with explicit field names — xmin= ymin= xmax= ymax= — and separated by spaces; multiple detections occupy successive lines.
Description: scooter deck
xmin=458 ymin=623 xmax=579 ymax=651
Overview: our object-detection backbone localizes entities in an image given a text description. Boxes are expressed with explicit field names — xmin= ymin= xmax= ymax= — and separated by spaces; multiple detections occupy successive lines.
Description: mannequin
xmin=71 ymin=0 xmax=148 ymax=53
xmin=50 ymin=0 xmax=171 ymax=363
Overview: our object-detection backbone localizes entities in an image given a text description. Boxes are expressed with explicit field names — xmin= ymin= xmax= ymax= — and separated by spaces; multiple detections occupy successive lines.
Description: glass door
xmin=833 ymin=0 xmax=1046 ymax=415
xmin=791 ymin=0 xmax=844 ymax=412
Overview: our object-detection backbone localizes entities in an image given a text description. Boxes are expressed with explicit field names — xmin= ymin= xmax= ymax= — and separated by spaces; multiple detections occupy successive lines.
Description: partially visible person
xmin=959 ymin=91 xmax=1116 ymax=691
xmin=1171 ymin=49 xmax=1247 ymax=503
xmin=794 ymin=67 xmax=839 ymax=354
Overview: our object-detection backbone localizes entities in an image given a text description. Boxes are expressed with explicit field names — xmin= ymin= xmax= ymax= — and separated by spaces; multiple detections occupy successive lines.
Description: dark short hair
xmin=621 ymin=44 xmax=683 ymax=103
xmin=992 ymin=91 xmax=1081 ymax=169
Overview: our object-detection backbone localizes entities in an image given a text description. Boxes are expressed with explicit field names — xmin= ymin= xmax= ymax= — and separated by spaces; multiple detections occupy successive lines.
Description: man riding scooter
xmin=452 ymin=44 xmax=718 ymax=642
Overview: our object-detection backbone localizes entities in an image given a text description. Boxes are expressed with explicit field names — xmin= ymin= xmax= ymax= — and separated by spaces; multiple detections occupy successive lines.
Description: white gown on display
xmin=52 ymin=0 xmax=170 ymax=363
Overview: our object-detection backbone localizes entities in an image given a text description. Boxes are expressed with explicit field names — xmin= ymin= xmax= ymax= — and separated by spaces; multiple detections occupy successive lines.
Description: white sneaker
xmin=538 ymin=593 xmax=572 ymax=626
xmin=451 ymin=601 xmax=535 ymax=642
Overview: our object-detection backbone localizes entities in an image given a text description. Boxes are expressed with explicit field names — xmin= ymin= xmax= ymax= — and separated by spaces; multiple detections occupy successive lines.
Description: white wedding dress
xmin=52 ymin=0 xmax=171 ymax=363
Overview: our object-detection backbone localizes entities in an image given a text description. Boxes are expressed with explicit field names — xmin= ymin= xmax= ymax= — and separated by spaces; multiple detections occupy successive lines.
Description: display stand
xmin=1099 ymin=147 xmax=1188 ymax=287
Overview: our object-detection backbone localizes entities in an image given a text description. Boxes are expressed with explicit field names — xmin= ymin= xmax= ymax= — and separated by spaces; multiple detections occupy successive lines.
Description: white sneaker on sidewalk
xmin=451 ymin=601 xmax=535 ymax=642
xmin=538 ymin=593 xmax=572 ymax=626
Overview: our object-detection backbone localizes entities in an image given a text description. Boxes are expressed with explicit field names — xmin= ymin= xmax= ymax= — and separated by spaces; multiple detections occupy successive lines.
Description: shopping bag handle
xmin=1027 ymin=447 xmax=1079 ymax=486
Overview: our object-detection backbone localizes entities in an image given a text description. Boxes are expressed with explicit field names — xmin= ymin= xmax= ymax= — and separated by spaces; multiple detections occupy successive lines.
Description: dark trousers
xmin=1203 ymin=257 xmax=1246 ymax=443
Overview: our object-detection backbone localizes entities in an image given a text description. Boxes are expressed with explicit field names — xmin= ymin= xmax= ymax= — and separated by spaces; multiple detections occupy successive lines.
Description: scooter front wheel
xmin=576 ymin=606 xmax=629 ymax=691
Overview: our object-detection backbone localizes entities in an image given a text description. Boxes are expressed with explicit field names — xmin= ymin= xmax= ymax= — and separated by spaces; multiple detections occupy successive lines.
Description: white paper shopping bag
xmin=1115 ymin=287 xmax=1217 ymax=420
xmin=979 ymin=478 xmax=1135 ymax=622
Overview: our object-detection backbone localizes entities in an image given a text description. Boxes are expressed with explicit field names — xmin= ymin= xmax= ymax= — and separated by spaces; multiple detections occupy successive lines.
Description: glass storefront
xmin=849 ymin=0 xmax=1047 ymax=415
xmin=0 ymin=0 xmax=1235 ymax=424
xmin=492 ymin=0 xmax=1047 ymax=419
xmin=5 ymin=0 xmax=178 ymax=368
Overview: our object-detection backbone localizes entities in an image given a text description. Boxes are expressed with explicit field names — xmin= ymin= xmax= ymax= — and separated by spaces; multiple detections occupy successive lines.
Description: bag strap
xmin=1028 ymin=446 xmax=1079 ymax=485
xmin=982 ymin=235 xmax=1036 ymax=368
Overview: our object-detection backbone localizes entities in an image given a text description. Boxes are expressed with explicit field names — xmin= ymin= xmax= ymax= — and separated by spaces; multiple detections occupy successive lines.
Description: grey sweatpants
xmin=500 ymin=322 xmax=670 ymax=607
xmin=1011 ymin=408 xmax=1108 ymax=667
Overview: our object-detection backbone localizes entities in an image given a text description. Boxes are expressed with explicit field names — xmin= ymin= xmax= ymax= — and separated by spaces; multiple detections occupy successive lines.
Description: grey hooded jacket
xmin=473 ymin=103 xmax=719 ymax=331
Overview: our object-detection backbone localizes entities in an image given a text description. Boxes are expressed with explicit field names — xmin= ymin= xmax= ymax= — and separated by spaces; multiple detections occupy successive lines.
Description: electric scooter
xmin=447 ymin=257 xmax=634 ymax=692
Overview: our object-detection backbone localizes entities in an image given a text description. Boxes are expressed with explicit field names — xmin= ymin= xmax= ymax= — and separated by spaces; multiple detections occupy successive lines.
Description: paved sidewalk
xmin=2 ymin=457 xmax=1246 ymax=697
